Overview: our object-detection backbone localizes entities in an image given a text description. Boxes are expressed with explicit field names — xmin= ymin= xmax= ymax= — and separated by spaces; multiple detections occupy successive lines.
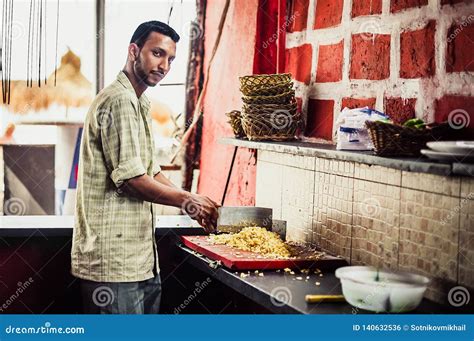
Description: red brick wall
xmin=287 ymin=0 xmax=309 ymax=32
xmin=352 ymin=0 xmax=382 ymax=17
xmin=284 ymin=0 xmax=474 ymax=141
xmin=316 ymin=40 xmax=344 ymax=82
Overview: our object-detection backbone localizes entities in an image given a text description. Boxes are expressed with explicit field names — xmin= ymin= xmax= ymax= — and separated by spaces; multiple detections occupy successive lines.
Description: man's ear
xmin=128 ymin=43 xmax=140 ymax=61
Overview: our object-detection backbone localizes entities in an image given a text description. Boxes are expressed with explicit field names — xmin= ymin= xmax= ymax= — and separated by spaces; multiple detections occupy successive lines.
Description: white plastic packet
xmin=335 ymin=107 xmax=390 ymax=150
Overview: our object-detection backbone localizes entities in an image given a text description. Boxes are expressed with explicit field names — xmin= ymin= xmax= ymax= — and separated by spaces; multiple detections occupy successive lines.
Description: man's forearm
xmin=153 ymin=172 xmax=177 ymax=188
xmin=123 ymin=174 xmax=189 ymax=208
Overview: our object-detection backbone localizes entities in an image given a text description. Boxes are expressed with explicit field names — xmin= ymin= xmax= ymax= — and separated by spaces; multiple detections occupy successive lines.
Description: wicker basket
xmin=242 ymin=101 xmax=297 ymax=113
xmin=242 ymin=90 xmax=295 ymax=105
xmin=242 ymin=82 xmax=293 ymax=96
xmin=239 ymin=73 xmax=293 ymax=96
xmin=239 ymin=73 xmax=292 ymax=87
xmin=226 ymin=110 xmax=246 ymax=138
xmin=365 ymin=120 xmax=451 ymax=156
xmin=241 ymin=102 xmax=300 ymax=141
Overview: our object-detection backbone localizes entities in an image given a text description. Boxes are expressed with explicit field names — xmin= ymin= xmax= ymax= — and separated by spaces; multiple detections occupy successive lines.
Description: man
xmin=71 ymin=21 xmax=219 ymax=314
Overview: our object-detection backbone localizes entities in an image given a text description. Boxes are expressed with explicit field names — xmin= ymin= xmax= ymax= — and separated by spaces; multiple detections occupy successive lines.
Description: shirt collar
xmin=116 ymin=71 xmax=151 ymax=110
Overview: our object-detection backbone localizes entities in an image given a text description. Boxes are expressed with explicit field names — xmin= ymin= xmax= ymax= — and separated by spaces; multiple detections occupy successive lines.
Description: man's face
xmin=133 ymin=31 xmax=177 ymax=87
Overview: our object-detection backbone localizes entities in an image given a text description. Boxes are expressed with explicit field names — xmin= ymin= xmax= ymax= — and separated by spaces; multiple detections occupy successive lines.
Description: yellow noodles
xmin=209 ymin=226 xmax=292 ymax=259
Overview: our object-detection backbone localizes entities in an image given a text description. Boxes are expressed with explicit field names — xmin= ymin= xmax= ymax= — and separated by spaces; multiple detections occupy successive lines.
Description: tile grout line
xmin=456 ymin=177 xmax=462 ymax=286
xmin=397 ymin=170 xmax=402 ymax=272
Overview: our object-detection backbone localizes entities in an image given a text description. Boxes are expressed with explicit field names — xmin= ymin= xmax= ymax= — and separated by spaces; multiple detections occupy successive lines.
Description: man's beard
xmin=133 ymin=57 xmax=157 ymax=87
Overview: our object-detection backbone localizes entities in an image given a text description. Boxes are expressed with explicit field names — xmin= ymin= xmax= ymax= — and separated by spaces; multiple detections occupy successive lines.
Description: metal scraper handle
xmin=305 ymin=295 xmax=346 ymax=303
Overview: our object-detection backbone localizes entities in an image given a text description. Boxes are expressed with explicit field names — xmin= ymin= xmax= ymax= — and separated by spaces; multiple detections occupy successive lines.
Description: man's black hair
xmin=130 ymin=21 xmax=180 ymax=47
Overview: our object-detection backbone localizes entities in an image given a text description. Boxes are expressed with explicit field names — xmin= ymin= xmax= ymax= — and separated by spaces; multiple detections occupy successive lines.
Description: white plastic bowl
xmin=335 ymin=266 xmax=430 ymax=313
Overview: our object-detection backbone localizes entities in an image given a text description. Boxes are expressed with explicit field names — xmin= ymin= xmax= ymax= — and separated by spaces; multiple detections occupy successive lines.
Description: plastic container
xmin=335 ymin=266 xmax=430 ymax=313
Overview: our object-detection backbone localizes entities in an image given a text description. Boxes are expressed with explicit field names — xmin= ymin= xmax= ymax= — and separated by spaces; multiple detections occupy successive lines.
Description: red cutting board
xmin=181 ymin=236 xmax=348 ymax=271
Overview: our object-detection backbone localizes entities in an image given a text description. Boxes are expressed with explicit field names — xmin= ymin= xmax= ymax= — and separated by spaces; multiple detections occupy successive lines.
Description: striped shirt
xmin=71 ymin=71 xmax=161 ymax=282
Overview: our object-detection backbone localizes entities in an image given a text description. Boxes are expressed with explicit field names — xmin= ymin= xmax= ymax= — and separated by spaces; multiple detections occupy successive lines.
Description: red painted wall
xmin=197 ymin=0 xmax=259 ymax=205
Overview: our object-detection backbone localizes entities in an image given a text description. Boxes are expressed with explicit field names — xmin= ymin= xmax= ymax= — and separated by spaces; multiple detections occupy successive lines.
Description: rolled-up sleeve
xmin=99 ymin=99 xmax=146 ymax=187
xmin=153 ymin=157 xmax=161 ymax=176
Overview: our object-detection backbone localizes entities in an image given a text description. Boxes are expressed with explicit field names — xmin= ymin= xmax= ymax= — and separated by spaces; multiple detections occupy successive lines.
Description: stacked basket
xmin=226 ymin=73 xmax=301 ymax=141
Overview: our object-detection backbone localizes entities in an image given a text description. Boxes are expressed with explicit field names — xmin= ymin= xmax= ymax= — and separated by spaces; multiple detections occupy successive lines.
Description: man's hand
xmin=123 ymin=174 xmax=220 ymax=233
xmin=183 ymin=194 xmax=220 ymax=234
